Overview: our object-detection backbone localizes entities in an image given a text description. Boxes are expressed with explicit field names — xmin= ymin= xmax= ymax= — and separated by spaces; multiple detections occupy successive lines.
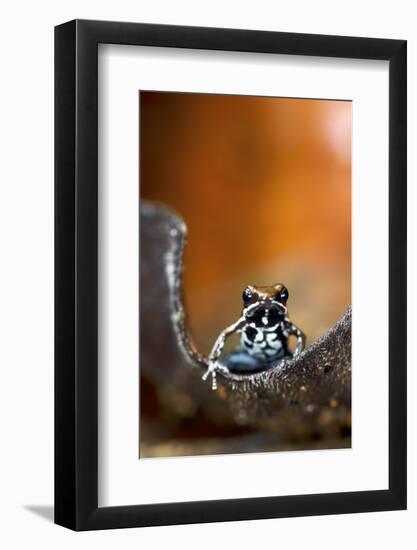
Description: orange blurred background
xmin=140 ymin=91 xmax=351 ymax=354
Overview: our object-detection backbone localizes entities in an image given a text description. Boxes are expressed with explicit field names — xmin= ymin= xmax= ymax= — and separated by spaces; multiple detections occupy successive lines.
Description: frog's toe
xmin=202 ymin=361 xmax=219 ymax=390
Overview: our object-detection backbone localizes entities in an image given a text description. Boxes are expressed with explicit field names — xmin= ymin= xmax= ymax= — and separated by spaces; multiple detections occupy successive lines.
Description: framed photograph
xmin=55 ymin=19 xmax=406 ymax=530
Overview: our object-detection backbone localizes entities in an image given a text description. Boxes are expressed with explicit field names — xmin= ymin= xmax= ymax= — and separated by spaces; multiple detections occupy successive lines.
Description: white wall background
xmin=0 ymin=1 xmax=414 ymax=548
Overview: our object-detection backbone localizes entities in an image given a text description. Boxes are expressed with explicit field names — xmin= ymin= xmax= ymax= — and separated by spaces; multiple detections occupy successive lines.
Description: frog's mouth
xmin=245 ymin=302 xmax=286 ymax=328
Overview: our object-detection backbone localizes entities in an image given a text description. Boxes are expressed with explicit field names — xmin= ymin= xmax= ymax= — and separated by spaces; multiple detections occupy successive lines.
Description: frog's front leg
xmin=285 ymin=320 xmax=306 ymax=356
xmin=202 ymin=317 xmax=246 ymax=390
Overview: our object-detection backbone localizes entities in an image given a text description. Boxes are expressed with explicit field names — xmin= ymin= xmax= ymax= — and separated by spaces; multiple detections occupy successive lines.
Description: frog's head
xmin=242 ymin=284 xmax=288 ymax=328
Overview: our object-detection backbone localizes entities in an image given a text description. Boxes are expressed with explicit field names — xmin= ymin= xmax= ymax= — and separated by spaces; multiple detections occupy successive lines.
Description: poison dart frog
xmin=202 ymin=284 xmax=305 ymax=390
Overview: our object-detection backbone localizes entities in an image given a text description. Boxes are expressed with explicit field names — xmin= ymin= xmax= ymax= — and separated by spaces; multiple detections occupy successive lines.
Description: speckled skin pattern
xmin=241 ymin=321 xmax=288 ymax=361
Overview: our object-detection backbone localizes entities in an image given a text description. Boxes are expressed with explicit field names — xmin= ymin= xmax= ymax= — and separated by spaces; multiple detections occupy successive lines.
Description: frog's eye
xmin=242 ymin=287 xmax=253 ymax=304
xmin=277 ymin=286 xmax=289 ymax=303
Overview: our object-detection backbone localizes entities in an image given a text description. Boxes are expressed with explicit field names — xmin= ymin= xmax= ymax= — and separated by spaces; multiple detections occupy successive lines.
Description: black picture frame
xmin=55 ymin=19 xmax=407 ymax=531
